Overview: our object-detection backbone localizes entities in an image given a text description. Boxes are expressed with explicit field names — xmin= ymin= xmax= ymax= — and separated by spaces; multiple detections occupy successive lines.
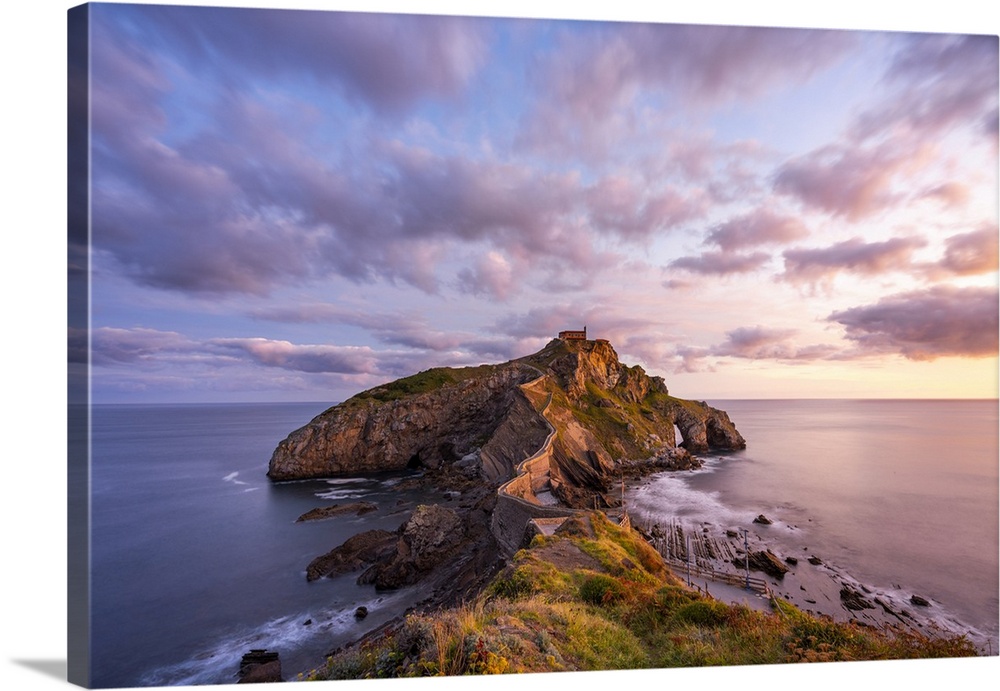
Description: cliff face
xmin=268 ymin=363 xmax=540 ymax=481
xmin=267 ymin=338 xmax=745 ymax=489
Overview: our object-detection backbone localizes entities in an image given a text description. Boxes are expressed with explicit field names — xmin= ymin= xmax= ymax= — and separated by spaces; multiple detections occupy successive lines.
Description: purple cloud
xmin=520 ymin=23 xmax=855 ymax=158
xmin=936 ymin=225 xmax=1000 ymax=276
xmin=710 ymin=326 xmax=840 ymax=361
xmin=773 ymin=142 xmax=934 ymax=220
xmin=853 ymin=33 xmax=999 ymax=143
xmin=828 ymin=286 xmax=999 ymax=360
xmin=919 ymin=182 xmax=971 ymax=208
xmin=781 ymin=236 xmax=926 ymax=283
xmin=669 ymin=251 xmax=771 ymax=275
xmin=211 ymin=338 xmax=382 ymax=375
xmin=585 ymin=177 xmax=709 ymax=239
xmin=108 ymin=5 xmax=489 ymax=115
xmin=706 ymin=210 xmax=809 ymax=251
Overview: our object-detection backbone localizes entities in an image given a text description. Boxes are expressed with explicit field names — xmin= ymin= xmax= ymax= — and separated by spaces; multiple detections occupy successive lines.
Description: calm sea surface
xmin=88 ymin=403 xmax=445 ymax=688
xmin=628 ymin=399 xmax=999 ymax=651
xmin=87 ymin=400 xmax=999 ymax=687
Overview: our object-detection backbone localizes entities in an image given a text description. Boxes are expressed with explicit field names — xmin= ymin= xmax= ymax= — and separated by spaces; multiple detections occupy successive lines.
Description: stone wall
xmin=489 ymin=379 xmax=579 ymax=556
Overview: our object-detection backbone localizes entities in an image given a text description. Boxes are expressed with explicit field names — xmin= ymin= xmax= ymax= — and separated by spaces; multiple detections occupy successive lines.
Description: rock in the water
xmin=807 ymin=556 xmax=823 ymax=565
xmin=785 ymin=556 xmax=798 ymax=566
xmin=840 ymin=586 xmax=875 ymax=611
xmin=354 ymin=606 xmax=368 ymax=620
xmin=753 ymin=514 xmax=773 ymax=525
xmin=296 ymin=502 xmax=378 ymax=522
xmin=910 ymin=594 xmax=931 ymax=607
xmin=238 ymin=649 xmax=281 ymax=684
xmin=306 ymin=529 xmax=398 ymax=582
xmin=363 ymin=504 xmax=466 ymax=590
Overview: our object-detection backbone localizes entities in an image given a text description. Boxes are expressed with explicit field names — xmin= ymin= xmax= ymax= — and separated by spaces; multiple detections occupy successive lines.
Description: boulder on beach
xmin=734 ymin=549 xmax=789 ymax=579
xmin=238 ymin=649 xmax=282 ymax=684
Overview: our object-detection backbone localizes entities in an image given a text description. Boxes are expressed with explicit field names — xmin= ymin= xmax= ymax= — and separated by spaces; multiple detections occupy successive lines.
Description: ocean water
xmin=627 ymin=399 xmax=999 ymax=651
xmin=88 ymin=403 xmax=446 ymax=688
xmin=85 ymin=400 xmax=999 ymax=687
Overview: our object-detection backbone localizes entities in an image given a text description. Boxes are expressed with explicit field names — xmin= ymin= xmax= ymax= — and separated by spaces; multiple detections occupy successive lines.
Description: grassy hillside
xmin=301 ymin=513 xmax=976 ymax=680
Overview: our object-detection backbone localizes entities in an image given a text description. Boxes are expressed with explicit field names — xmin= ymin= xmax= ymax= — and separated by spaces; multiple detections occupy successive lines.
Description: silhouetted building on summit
xmin=558 ymin=326 xmax=587 ymax=341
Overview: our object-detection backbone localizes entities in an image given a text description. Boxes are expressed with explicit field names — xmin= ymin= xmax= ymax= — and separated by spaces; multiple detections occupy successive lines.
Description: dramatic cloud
xmin=669 ymin=251 xmax=771 ymax=275
xmin=520 ymin=22 xmax=855 ymax=157
xmin=113 ymin=4 xmax=490 ymax=115
xmin=919 ymin=182 xmax=971 ymax=208
xmin=585 ymin=177 xmax=709 ymax=239
xmin=781 ymin=236 xmax=926 ymax=283
xmin=936 ymin=225 xmax=1000 ymax=276
xmin=705 ymin=210 xmax=809 ymax=251
xmin=74 ymin=7 xmax=999 ymax=402
xmin=211 ymin=338 xmax=382 ymax=374
xmin=83 ymin=327 xmax=202 ymax=366
xmin=828 ymin=286 xmax=999 ymax=360
xmin=853 ymin=33 xmax=999 ymax=143
xmin=709 ymin=326 xmax=841 ymax=362
xmin=773 ymin=142 xmax=934 ymax=220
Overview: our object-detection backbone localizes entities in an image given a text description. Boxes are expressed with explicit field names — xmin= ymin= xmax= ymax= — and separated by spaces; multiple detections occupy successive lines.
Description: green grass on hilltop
xmin=301 ymin=513 xmax=977 ymax=681
xmin=346 ymin=365 xmax=497 ymax=404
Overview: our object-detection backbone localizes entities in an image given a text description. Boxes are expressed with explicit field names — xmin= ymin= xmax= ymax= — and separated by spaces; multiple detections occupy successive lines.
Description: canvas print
xmin=67 ymin=2 xmax=999 ymax=688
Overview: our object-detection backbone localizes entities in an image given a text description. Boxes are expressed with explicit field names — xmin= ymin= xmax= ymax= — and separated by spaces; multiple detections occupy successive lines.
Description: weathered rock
xmin=910 ymin=594 xmax=931 ymax=607
xmin=753 ymin=514 xmax=773 ymax=525
xmin=268 ymin=364 xmax=540 ymax=481
xmin=840 ymin=586 xmax=875 ymax=611
xmin=363 ymin=504 xmax=466 ymax=590
xmin=807 ymin=556 xmax=823 ymax=566
xmin=296 ymin=502 xmax=378 ymax=522
xmin=734 ymin=550 xmax=789 ymax=579
xmin=237 ymin=649 xmax=281 ymax=684
xmin=306 ymin=529 xmax=397 ymax=582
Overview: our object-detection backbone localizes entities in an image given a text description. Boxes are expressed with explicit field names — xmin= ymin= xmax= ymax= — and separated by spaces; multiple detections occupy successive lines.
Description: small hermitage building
xmin=558 ymin=326 xmax=587 ymax=341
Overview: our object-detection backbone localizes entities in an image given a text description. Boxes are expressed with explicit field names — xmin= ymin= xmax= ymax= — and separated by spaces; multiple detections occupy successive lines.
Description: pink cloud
xmin=937 ymin=224 xmax=1000 ymax=276
xmin=781 ymin=236 xmax=927 ymax=283
xmin=853 ymin=34 xmax=998 ymax=143
xmin=828 ymin=285 xmax=999 ymax=360
xmin=706 ymin=210 xmax=809 ymax=251
xmin=710 ymin=326 xmax=841 ymax=362
xmin=773 ymin=142 xmax=934 ymax=220
xmin=669 ymin=250 xmax=771 ymax=275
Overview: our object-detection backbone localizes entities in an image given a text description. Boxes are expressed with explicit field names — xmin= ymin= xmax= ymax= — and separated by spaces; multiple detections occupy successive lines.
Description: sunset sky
xmin=70 ymin=1 xmax=999 ymax=403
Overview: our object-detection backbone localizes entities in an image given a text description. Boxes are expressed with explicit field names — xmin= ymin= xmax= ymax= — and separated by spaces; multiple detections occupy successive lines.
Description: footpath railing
xmin=659 ymin=555 xmax=770 ymax=594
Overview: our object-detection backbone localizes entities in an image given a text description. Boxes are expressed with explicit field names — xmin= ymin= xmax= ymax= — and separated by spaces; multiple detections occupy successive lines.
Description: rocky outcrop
xmin=296 ymin=502 xmax=378 ymax=522
xmin=268 ymin=338 xmax=745 ymax=511
xmin=360 ymin=504 xmax=467 ymax=590
xmin=268 ymin=364 xmax=538 ymax=481
xmin=306 ymin=529 xmax=398 ymax=582
xmin=237 ymin=650 xmax=282 ymax=684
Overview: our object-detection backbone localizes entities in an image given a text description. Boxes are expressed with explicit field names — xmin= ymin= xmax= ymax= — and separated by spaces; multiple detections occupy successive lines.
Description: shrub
xmin=579 ymin=574 xmax=626 ymax=605
xmin=673 ymin=600 xmax=729 ymax=626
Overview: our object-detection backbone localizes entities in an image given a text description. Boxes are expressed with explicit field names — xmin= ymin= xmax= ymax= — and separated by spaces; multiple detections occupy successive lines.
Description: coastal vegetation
xmin=301 ymin=512 xmax=976 ymax=680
